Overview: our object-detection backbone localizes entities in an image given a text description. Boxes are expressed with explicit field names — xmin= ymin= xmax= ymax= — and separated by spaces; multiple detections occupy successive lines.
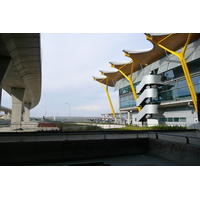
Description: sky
xmin=1 ymin=1 xmax=198 ymax=118
xmin=1 ymin=1 xmax=198 ymax=197
xmin=2 ymin=33 xmax=153 ymax=118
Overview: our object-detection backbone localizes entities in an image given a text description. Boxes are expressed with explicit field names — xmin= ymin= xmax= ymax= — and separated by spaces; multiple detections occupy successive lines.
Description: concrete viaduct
xmin=0 ymin=33 xmax=41 ymax=129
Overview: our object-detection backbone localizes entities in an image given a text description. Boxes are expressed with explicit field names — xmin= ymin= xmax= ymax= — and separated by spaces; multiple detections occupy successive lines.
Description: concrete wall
xmin=0 ymin=137 xmax=148 ymax=165
xmin=148 ymin=138 xmax=200 ymax=166
xmin=154 ymin=105 xmax=197 ymax=126
xmin=0 ymin=131 xmax=200 ymax=166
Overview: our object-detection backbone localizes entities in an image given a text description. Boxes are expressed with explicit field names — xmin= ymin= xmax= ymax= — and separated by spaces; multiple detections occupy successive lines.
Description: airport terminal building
xmin=94 ymin=34 xmax=200 ymax=128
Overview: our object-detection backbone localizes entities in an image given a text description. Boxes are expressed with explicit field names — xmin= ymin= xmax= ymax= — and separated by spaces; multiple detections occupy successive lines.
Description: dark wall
xmin=0 ymin=138 xmax=149 ymax=165
xmin=148 ymin=138 xmax=200 ymax=166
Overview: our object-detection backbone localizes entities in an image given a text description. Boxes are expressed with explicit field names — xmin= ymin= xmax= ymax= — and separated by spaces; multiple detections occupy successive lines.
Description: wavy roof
xmin=93 ymin=76 xmax=116 ymax=87
xmin=94 ymin=33 xmax=200 ymax=87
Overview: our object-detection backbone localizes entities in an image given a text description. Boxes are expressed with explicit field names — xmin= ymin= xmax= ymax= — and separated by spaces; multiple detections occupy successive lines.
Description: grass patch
xmin=45 ymin=121 xmax=187 ymax=132
xmin=51 ymin=122 xmax=104 ymax=132
xmin=109 ymin=124 xmax=187 ymax=131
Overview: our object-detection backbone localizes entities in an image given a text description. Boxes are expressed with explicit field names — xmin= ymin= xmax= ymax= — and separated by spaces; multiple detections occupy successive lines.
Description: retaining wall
xmin=148 ymin=138 xmax=200 ymax=165
xmin=0 ymin=138 xmax=148 ymax=165
xmin=0 ymin=131 xmax=200 ymax=165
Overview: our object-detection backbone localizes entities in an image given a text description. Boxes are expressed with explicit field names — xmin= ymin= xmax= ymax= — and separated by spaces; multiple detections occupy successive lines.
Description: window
xmin=159 ymin=90 xmax=177 ymax=101
xmin=174 ymin=66 xmax=184 ymax=78
xmin=134 ymin=82 xmax=140 ymax=89
xmin=120 ymin=94 xmax=136 ymax=108
xmin=194 ymin=84 xmax=200 ymax=94
xmin=168 ymin=118 xmax=173 ymax=122
xmin=192 ymin=75 xmax=200 ymax=84
xmin=177 ymin=79 xmax=187 ymax=88
xmin=174 ymin=118 xmax=179 ymax=122
xmin=180 ymin=118 xmax=186 ymax=122
xmin=178 ymin=87 xmax=190 ymax=99
xmin=188 ymin=59 xmax=200 ymax=73
xmin=159 ymin=118 xmax=164 ymax=122
xmin=119 ymin=86 xmax=132 ymax=95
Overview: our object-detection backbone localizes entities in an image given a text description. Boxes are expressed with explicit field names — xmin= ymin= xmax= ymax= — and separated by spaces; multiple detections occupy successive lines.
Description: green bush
xmin=109 ymin=124 xmax=187 ymax=131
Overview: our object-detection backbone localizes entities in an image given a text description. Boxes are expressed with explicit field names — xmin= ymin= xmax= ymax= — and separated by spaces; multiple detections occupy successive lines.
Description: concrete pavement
xmin=37 ymin=154 xmax=181 ymax=166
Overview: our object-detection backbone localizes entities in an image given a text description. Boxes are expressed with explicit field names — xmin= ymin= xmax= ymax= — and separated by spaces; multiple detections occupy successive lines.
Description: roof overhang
xmin=93 ymin=75 xmax=116 ymax=87
xmin=124 ymin=33 xmax=200 ymax=66
xmin=93 ymin=33 xmax=200 ymax=87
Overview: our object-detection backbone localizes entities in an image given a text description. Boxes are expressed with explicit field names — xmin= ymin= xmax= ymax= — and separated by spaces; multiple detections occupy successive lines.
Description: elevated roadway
xmin=0 ymin=33 xmax=41 ymax=129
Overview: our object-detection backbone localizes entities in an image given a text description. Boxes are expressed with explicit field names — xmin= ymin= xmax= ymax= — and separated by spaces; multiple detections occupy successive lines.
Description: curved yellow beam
xmin=93 ymin=77 xmax=116 ymax=119
xmin=146 ymin=33 xmax=198 ymax=113
xmin=111 ymin=61 xmax=141 ymax=112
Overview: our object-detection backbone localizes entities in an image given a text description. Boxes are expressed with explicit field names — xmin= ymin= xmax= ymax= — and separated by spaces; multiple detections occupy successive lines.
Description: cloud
xmin=2 ymin=33 xmax=153 ymax=117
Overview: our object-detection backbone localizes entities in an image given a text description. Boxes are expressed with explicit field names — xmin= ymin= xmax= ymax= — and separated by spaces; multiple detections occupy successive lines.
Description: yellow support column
xmin=112 ymin=63 xmax=141 ymax=112
xmin=146 ymin=33 xmax=198 ymax=113
xmin=93 ymin=77 xmax=117 ymax=119
xmin=110 ymin=61 xmax=142 ymax=112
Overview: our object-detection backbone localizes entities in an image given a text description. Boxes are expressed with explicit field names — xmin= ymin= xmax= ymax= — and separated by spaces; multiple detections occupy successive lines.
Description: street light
xmin=65 ymin=103 xmax=71 ymax=117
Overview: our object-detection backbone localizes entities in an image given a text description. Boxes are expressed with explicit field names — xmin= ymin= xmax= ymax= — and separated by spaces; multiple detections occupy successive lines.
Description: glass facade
xmin=159 ymin=117 xmax=186 ymax=123
xmin=119 ymin=85 xmax=132 ymax=95
xmin=119 ymin=58 xmax=200 ymax=109
xmin=120 ymin=94 xmax=136 ymax=108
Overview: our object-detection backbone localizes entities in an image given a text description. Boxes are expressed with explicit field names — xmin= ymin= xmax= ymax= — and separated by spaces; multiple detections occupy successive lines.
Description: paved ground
xmin=37 ymin=154 xmax=181 ymax=166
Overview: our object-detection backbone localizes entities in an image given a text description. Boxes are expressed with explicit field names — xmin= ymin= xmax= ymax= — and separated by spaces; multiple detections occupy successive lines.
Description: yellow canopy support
xmin=146 ymin=33 xmax=198 ymax=113
xmin=111 ymin=61 xmax=141 ymax=112
xmin=93 ymin=77 xmax=116 ymax=119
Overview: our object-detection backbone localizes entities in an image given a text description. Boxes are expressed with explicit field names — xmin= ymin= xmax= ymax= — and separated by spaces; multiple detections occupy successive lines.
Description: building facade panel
xmin=115 ymin=37 xmax=200 ymax=127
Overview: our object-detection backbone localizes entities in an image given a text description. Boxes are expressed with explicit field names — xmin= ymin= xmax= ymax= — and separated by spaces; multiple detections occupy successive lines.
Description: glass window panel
xmin=188 ymin=59 xmax=200 ymax=73
xmin=134 ymin=82 xmax=140 ymax=90
xmin=159 ymin=90 xmax=177 ymax=101
xmin=194 ymin=84 xmax=200 ymax=94
xmin=165 ymin=70 xmax=175 ymax=80
xmin=161 ymin=70 xmax=175 ymax=81
xmin=188 ymin=62 xmax=198 ymax=73
xmin=119 ymin=85 xmax=131 ymax=95
xmin=121 ymin=95 xmax=130 ymax=101
xmin=159 ymin=118 xmax=165 ymax=122
xmin=192 ymin=75 xmax=200 ymax=84
xmin=120 ymin=101 xmax=129 ymax=108
xmin=168 ymin=82 xmax=177 ymax=90
xmin=168 ymin=118 xmax=173 ymax=122
xmin=180 ymin=118 xmax=186 ymax=122
xmin=177 ymin=79 xmax=187 ymax=88
xmin=174 ymin=66 xmax=184 ymax=78
xmin=196 ymin=59 xmax=200 ymax=67
xmin=152 ymin=97 xmax=159 ymax=103
xmin=174 ymin=118 xmax=179 ymax=122
xmin=159 ymin=82 xmax=176 ymax=92
xmin=120 ymin=94 xmax=136 ymax=108
xmin=178 ymin=87 xmax=190 ymax=98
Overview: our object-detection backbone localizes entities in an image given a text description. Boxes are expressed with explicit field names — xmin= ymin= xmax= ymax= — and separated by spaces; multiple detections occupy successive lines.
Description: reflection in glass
xmin=178 ymin=87 xmax=190 ymax=98
xmin=177 ymin=79 xmax=187 ymax=88
xmin=192 ymin=75 xmax=200 ymax=84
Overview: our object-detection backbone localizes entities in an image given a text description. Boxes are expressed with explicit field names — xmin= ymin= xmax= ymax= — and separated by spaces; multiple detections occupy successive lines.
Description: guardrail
xmin=149 ymin=131 xmax=200 ymax=145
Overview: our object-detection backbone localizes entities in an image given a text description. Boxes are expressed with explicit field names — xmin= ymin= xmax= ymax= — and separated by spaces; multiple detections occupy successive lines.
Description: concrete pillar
xmin=24 ymin=102 xmax=31 ymax=122
xmin=127 ymin=111 xmax=131 ymax=125
xmin=11 ymin=88 xmax=25 ymax=129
